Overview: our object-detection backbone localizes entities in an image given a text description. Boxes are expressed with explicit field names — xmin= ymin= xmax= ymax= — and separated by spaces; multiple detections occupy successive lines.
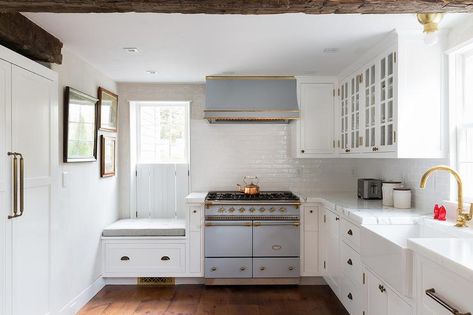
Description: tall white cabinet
xmin=0 ymin=46 xmax=58 ymax=315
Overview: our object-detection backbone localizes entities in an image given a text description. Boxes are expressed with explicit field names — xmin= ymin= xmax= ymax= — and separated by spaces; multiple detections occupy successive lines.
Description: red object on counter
xmin=434 ymin=204 xmax=440 ymax=219
xmin=438 ymin=205 xmax=447 ymax=221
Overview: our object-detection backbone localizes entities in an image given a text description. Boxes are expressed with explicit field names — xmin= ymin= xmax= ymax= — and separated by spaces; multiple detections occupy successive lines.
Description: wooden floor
xmin=78 ymin=284 xmax=348 ymax=315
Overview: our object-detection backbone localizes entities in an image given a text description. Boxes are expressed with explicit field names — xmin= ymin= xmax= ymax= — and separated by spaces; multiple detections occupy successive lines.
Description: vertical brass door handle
xmin=8 ymin=152 xmax=23 ymax=219
xmin=19 ymin=154 xmax=24 ymax=215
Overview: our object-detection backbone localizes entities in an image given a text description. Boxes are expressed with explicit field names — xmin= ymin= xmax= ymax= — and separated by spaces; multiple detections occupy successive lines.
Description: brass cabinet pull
xmin=161 ymin=256 xmax=170 ymax=261
xmin=272 ymin=245 xmax=282 ymax=250
xmin=120 ymin=256 xmax=130 ymax=261
xmin=288 ymin=266 xmax=295 ymax=271
xmin=8 ymin=152 xmax=24 ymax=219
xmin=260 ymin=266 xmax=266 ymax=271
xmin=425 ymin=288 xmax=471 ymax=315
xmin=240 ymin=266 xmax=246 ymax=271
xmin=347 ymin=229 xmax=353 ymax=236
xmin=210 ymin=267 xmax=217 ymax=272
xmin=19 ymin=154 xmax=24 ymax=215
xmin=347 ymin=259 xmax=353 ymax=266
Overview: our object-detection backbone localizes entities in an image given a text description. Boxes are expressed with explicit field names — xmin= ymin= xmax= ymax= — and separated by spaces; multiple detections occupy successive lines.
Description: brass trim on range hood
xmin=204 ymin=109 xmax=300 ymax=113
xmin=205 ymin=117 xmax=299 ymax=124
xmin=206 ymin=75 xmax=296 ymax=80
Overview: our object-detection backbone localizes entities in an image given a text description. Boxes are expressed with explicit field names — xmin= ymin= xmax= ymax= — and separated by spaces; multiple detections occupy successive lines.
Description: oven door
xmin=204 ymin=221 xmax=252 ymax=257
xmin=253 ymin=221 xmax=300 ymax=257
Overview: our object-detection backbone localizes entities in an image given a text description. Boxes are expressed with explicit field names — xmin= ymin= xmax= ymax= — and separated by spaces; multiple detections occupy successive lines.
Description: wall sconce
xmin=417 ymin=13 xmax=443 ymax=46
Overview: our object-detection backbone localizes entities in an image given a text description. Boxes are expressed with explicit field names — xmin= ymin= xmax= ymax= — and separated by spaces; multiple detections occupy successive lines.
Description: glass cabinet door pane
xmin=388 ymin=101 xmax=393 ymax=122
xmin=371 ymin=66 xmax=375 ymax=84
xmin=371 ymin=86 xmax=375 ymax=105
xmin=365 ymin=69 xmax=369 ymax=88
xmin=387 ymin=124 xmax=393 ymax=145
xmin=381 ymin=103 xmax=386 ymax=123
xmin=388 ymin=53 xmax=393 ymax=76
xmin=381 ymin=58 xmax=386 ymax=78
xmin=381 ymin=126 xmax=386 ymax=145
xmin=371 ymin=128 xmax=375 ymax=146
xmin=381 ymin=81 xmax=386 ymax=101
xmin=371 ymin=107 xmax=375 ymax=125
xmin=365 ymin=129 xmax=370 ymax=147
xmin=388 ymin=77 xmax=393 ymax=99
xmin=365 ymin=109 xmax=369 ymax=127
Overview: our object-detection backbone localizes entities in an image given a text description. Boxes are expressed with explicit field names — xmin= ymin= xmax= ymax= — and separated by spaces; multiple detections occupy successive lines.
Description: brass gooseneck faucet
xmin=420 ymin=165 xmax=473 ymax=227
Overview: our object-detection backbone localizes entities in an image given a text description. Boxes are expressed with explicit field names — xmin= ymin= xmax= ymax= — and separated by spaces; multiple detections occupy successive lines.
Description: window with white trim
xmin=452 ymin=47 xmax=473 ymax=202
xmin=136 ymin=102 xmax=189 ymax=164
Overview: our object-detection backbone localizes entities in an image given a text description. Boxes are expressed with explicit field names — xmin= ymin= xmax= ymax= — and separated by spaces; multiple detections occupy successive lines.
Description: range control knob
xmin=218 ymin=207 xmax=225 ymax=213
xmin=239 ymin=207 xmax=245 ymax=213
xmin=279 ymin=207 xmax=287 ymax=213
xmin=228 ymin=207 xmax=235 ymax=213
xmin=249 ymin=207 xmax=256 ymax=213
xmin=269 ymin=207 xmax=276 ymax=213
xmin=259 ymin=207 xmax=266 ymax=213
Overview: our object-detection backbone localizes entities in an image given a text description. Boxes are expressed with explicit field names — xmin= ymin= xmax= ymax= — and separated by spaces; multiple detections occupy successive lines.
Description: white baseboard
xmin=57 ymin=277 xmax=105 ymax=315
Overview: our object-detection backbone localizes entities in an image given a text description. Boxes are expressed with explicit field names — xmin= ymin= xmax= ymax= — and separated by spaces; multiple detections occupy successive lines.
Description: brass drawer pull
xmin=347 ymin=229 xmax=353 ymax=236
xmin=347 ymin=293 xmax=353 ymax=300
xmin=272 ymin=245 xmax=282 ymax=250
xmin=161 ymin=256 xmax=170 ymax=261
xmin=288 ymin=266 xmax=295 ymax=271
xmin=347 ymin=259 xmax=353 ymax=266
xmin=425 ymin=288 xmax=471 ymax=315
xmin=210 ymin=267 xmax=217 ymax=272
xmin=240 ymin=266 xmax=246 ymax=271
xmin=260 ymin=266 xmax=266 ymax=271
xmin=120 ymin=256 xmax=130 ymax=261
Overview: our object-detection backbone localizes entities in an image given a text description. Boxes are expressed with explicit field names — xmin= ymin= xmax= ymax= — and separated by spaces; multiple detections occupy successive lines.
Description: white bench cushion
xmin=102 ymin=218 xmax=186 ymax=237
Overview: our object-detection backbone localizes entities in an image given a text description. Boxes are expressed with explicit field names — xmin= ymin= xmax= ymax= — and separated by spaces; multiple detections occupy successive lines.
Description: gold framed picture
xmin=100 ymin=135 xmax=116 ymax=177
xmin=97 ymin=87 xmax=118 ymax=132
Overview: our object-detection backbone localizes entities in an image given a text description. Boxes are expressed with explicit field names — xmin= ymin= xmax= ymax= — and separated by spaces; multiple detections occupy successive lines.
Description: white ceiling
xmin=24 ymin=12 xmax=469 ymax=83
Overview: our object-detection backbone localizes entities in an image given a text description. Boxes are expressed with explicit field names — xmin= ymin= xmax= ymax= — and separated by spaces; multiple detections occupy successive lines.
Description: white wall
xmin=50 ymin=47 xmax=119 ymax=314
xmin=118 ymin=83 xmax=356 ymax=217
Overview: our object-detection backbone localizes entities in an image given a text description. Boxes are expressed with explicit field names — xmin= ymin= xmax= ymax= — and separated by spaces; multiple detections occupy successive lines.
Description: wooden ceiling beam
xmin=0 ymin=0 xmax=472 ymax=14
xmin=0 ymin=13 xmax=63 ymax=64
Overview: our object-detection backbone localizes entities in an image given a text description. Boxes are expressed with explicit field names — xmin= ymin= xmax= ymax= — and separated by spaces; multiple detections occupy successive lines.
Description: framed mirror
xmin=98 ymin=87 xmax=118 ymax=132
xmin=63 ymin=87 xmax=98 ymax=162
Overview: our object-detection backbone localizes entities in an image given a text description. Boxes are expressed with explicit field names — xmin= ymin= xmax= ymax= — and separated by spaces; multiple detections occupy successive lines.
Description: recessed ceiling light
xmin=323 ymin=48 xmax=340 ymax=54
xmin=123 ymin=47 xmax=139 ymax=53
xmin=146 ymin=70 xmax=157 ymax=75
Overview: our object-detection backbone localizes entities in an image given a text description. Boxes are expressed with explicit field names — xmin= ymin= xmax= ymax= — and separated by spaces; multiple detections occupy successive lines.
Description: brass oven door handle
xmin=425 ymin=288 xmax=471 ymax=315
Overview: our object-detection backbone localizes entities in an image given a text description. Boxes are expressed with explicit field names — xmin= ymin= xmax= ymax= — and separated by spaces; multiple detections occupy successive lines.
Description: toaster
xmin=358 ymin=179 xmax=383 ymax=200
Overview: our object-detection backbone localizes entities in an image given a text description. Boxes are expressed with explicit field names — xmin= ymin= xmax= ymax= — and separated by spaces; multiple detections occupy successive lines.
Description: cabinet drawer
xmin=418 ymin=257 xmax=473 ymax=315
xmin=341 ymin=241 xmax=363 ymax=286
xmin=104 ymin=242 xmax=186 ymax=275
xmin=253 ymin=258 xmax=300 ymax=278
xmin=341 ymin=219 xmax=360 ymax=251
xmin=304 ymin=207 xmax=318 ymax=231
xmin=205 ymin=258 xmax=252 ymax=278
xmin=340 ymin=277 xmax=362 ymax=315
xmin=189 ymin=206 xmax=202 ymax=232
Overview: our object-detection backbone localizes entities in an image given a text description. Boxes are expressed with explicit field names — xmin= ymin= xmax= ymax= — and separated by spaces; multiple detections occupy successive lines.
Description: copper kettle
xmin=237 ymin=176 xmax=260 ymax=195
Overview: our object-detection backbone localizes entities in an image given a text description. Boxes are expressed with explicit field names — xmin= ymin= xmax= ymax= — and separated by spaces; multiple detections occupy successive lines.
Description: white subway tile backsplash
xmin=354 ymin=159 xmax=451 ymax=210
xmin=190 ymin=120 xmax=356 ymax=194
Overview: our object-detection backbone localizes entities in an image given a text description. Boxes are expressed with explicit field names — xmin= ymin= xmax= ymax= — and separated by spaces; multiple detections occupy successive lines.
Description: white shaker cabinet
xmin=294 ymin=77 xmax=337 ymax=158
xmin=415 ymin=255 xmax=473 ymax=315
xmin=336 ymin=31 xmax=445 ymax=158
xmin=319 ymin=206 xmax=341 ymax=297
xmin=364 ymin=268 xmax=412 ymax=315
xmin=0 ymin=45 xmax=58 ymax=315
xmin=301 ymin=204 xmax=319 ymax=276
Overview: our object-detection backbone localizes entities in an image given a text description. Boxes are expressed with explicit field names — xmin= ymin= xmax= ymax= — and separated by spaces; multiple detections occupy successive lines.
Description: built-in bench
xmin=102 ymin=218 xmax=186 ymax=237
xmin=101 ymin=218 xmax=188 ymax=277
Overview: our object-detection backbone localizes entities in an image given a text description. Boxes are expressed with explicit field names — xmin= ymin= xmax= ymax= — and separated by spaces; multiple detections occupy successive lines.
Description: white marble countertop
xmin=407 ymin=238 xmax=473 ymax=281
xmin=185 ymin=192 xmax=208 ymax=203
xmin=297 ymin=192 xmax=430 ymax=225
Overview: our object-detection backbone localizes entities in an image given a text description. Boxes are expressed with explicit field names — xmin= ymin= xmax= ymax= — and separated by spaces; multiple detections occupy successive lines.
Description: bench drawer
xmin=104 ymin=241 xmax=186 ymax=276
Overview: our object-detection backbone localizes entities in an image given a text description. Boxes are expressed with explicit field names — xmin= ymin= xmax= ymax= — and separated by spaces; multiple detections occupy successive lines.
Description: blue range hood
xmin=204 ymin=76 xmax=300 ymax=124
